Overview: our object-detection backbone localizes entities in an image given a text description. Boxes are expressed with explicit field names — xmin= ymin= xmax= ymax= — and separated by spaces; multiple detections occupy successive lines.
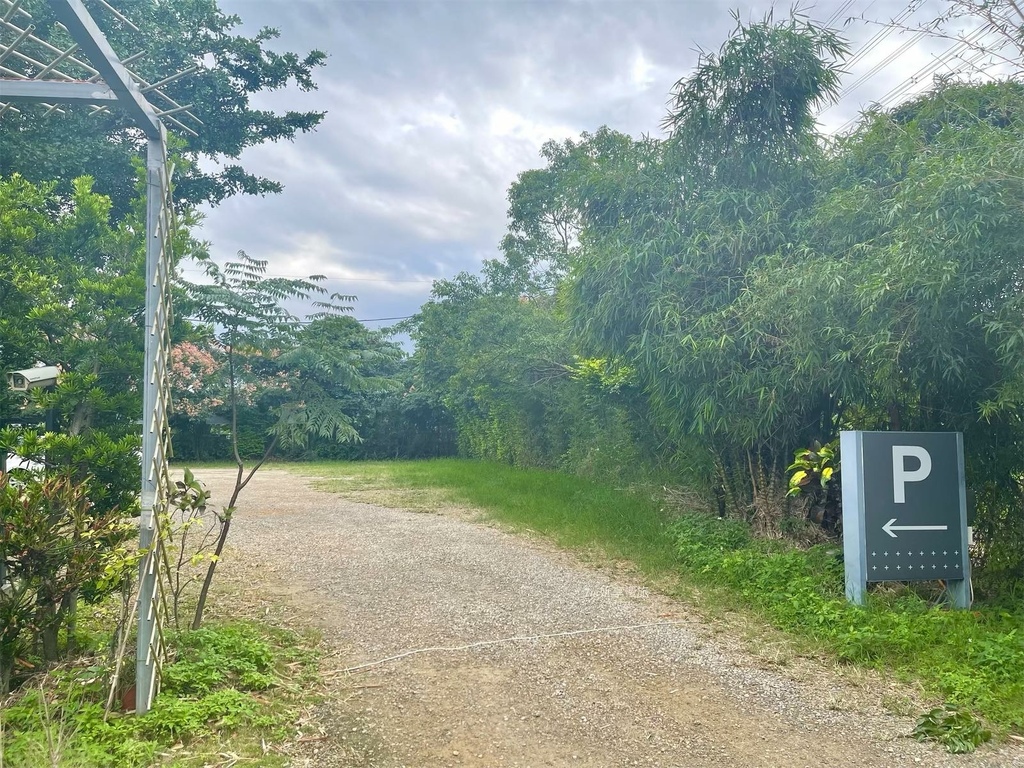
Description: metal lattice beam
xmin=0 ymin=77 xmax=114 ymax=100
xmin=47 ymin=0 xmax=160 ymax=137
xmin=0 ymin=0 xmax=201 ymax=133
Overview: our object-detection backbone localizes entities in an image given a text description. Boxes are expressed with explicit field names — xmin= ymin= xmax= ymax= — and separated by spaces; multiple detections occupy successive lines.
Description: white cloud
xmin=203 ymin=0 xmax=997 ymax=334
xmin=630 ymin=49 xmax=657 ymax=90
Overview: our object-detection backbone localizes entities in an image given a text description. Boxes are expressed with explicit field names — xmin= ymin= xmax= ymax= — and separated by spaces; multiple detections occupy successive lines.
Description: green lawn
xmin=302 ymin=458 xmax=679 ymax=574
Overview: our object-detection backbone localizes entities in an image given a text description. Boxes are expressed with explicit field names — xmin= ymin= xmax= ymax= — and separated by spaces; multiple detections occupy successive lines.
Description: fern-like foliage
xmin=178 ymin=253 xmax=403 ymax=457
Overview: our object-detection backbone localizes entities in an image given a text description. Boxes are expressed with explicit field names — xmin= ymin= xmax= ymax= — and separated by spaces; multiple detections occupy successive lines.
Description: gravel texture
xmin=202 ymin=468 xmax=1024 ymax=768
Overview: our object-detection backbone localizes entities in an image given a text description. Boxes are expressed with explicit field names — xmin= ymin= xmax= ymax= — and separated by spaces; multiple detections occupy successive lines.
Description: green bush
xmin=0 ymin=472 xmax=137 ymax=693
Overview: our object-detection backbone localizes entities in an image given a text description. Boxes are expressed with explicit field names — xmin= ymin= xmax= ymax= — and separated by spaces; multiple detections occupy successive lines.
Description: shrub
xmin=0 ymin=472 xmax=136 ymax=693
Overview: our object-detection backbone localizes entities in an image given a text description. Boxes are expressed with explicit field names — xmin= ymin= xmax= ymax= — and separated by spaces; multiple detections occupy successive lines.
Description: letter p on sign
xmin=892 ymin=445 xmax=931 ymax=503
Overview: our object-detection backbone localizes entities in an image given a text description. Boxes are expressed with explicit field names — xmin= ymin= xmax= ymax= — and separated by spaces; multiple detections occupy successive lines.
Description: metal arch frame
xmin=0 ymin=0 xmax=193 ymax=714
xmin=49 ymin=0 xmax=161 ymax=136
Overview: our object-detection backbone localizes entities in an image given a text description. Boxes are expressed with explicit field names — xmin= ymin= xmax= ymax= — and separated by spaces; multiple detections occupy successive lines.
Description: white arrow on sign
xmin=882 ymin=518 xmax=948 ymax=538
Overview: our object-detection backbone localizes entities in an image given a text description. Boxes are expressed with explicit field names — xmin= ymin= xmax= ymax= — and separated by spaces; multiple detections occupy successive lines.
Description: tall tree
xmin=735 ymin=80 xmax=1024 ymax=577
xmin=567 ymin=13 xmax=847 ymax=463
xmin=0 ymin=173 xmax=181 ymax=669
xmin=485 ymin=128 xmax=658 ymax=298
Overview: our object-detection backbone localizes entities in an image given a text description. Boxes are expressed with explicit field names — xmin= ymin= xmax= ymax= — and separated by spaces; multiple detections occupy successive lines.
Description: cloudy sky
xmin=192 ymin=0 xmax=989 ymax=339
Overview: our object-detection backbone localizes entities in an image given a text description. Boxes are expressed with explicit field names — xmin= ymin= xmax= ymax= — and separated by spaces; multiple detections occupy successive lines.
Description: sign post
xmin=840 ymin=431 xmax=972 ymax=608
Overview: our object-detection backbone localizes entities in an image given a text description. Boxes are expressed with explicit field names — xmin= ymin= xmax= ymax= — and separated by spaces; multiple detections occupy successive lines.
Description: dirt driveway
xmin=203 ymin=469 xmax=1023 ymax=768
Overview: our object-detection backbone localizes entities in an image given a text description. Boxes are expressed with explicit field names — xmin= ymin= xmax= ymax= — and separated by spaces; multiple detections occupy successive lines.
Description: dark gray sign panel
xmin=840 ymin=431 xmax=971 ymax=607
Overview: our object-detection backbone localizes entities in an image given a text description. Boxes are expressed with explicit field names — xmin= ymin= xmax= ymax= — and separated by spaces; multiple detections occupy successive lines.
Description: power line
xmin=836 ymin=24 xmax=994 ymax=133
xmin=872 ymin=25 xmax=990 ymax=106
xmin=842 ymin=1 xmax=919 ymax=74
xmin=823 ymin=0 xmax=858 ymax=29
xmin=177 ymin=266 xmax=437 ymax=285
xmin=838 ymin=27 xmax=931 ymax=99
xmin=288 ymin=314 xmax=415 ymax=326
xmin=818 ymin=0 xmax=923 ymax=117
xmin=357 ymin=315 xmax=414 ymax=323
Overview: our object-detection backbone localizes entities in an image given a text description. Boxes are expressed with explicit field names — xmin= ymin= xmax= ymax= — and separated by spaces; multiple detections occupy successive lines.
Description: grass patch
xmin=303 ymin=458 xmax=679 ymax=575
xmin=674 ymin=514 xmax=1024 ymax=737
xmin=0 ymin=618 xmax=321 ymax=767
xmin=300 ymin=458 xmax=1024 ymax=743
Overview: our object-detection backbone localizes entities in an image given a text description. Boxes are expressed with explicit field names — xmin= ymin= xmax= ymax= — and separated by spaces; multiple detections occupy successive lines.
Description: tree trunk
xmin=888 ymin=403 xmax=902 ymax=431
xmin=190 ymin=434 xmax=278 ymax=630
xmin=190 ymin=342 xmax=280 ymax=630
xmin=61 ymin=590 xmax=77 ymax=651
xmin=40 ymin=614 xmax=59 ymax=662
xmin=190 ymin=514 xmax=231 ymax=630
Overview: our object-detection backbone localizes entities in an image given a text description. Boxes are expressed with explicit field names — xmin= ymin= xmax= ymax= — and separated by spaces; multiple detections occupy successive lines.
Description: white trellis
xmin=0 ymin=0 xmax=199 ymax=714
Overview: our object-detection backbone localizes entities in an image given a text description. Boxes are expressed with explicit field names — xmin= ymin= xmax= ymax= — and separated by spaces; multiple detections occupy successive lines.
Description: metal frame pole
xmin=840 ymin=430 xmax=868 ymax=605
xmin=136 ymin=127 xmax=167 ymax=714
xmin=947 ymin=433 xmax=973 ymax=609
xmin=1 ymin=0 xmax=192 ymax=717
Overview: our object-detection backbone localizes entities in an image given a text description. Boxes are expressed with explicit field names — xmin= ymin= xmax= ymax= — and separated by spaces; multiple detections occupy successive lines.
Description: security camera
xmin=7 ymin=365 xmax=60 ymax=392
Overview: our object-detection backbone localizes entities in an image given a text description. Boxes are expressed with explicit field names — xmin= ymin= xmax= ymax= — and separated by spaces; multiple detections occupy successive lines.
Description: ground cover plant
xmin=673 ymin=514 xmax=1024 ymax=739
xmin=301 ymin=458 xmax=1024 ymax=746
xmin=0 ymin=615 xmax=321 ymax=767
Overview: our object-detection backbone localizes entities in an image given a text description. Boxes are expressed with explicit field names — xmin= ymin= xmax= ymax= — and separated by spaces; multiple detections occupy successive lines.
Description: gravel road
xmin=203 ymin=468 xmax=1024 ymax=768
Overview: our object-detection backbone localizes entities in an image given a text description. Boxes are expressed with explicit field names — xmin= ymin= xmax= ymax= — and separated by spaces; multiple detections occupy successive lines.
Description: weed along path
xmin=200 ymin=468 xmax=1023 ymax=768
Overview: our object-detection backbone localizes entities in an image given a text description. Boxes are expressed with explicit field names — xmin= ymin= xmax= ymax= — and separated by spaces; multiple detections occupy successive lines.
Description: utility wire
xmin=837 ymin=27 xmax=932 ymax=98
xmin=842 ymin=1 xmax=918 ymax=74
xmin=818 ymin=1 xmax=924 ymax=118
xmin=871 ymin=24 xmax=990 ymax=107
xmin=355 ymin=315 xmax=414 ymax=323
xmin=823 ymin=0 xmax=858 ymax=29
xmin=177 ymin=267 xmax=436 ymax=285
xmin=290 ymin=315 xmax=415 ymax=325
xmin=835 ymin=24 xmax=996 ymax=133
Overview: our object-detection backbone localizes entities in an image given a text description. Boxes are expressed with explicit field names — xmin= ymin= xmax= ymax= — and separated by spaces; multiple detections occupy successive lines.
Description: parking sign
xmin=839 ymin=431 xmax=972 ymax=607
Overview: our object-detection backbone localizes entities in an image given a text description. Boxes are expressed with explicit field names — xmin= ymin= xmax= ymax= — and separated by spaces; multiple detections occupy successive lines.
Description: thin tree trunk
xmin=888 ymin=403 xmax=902 ymax=431
xmin=189 ymin=513 xmax=231 ymax=631
xmin=190 ymin=354 xmax=278 ymax=630
xmin=190 ymin=434 xmax=278 ymax=630
xmin=61 ymin=591 xmax=77 ymax=651
xmin=39 ymin=607 xmax=59 ymax=661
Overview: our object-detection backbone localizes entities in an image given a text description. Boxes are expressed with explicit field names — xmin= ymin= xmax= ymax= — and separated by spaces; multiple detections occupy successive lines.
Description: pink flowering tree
xmin=168 ymin=338 xmax=298 ymax=458
xmin=169 ymin=341 xmax=225 ymax=419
